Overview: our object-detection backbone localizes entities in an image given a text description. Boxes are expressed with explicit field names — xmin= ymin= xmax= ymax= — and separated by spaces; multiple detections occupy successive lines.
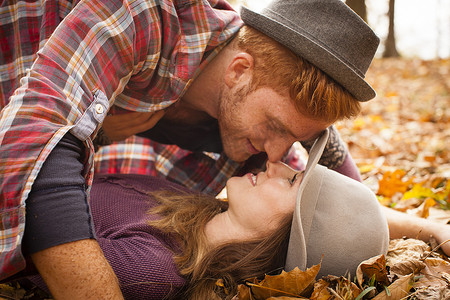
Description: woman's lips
xmin=247 ymin=173 xmax=257 ymax=186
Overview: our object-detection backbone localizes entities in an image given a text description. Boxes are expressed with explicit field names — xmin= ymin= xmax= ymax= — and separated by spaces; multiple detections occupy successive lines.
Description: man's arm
xmin=0 ymin=0 xmax=146 ymax=279
xmin=32 ymin=240 xmax=123 ymax=300
xmin=23 ymin=133 xmax=123 ymax=298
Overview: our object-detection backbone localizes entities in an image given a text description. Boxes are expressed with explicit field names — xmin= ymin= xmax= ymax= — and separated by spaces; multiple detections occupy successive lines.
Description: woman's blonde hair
xmin=234 ymin=25 xmax=361 ymax=123
xmin=149 ymin=190 xmax=292 ymax=300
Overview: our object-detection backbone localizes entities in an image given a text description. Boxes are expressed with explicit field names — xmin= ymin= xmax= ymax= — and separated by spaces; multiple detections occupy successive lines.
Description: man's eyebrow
xmin=267 ymin=115 xmax=297 ymax=138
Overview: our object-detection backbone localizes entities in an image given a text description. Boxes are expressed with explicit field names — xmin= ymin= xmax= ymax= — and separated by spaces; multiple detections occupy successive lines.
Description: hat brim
xmin=240 ymin=6 xmax=376 ymax=102
xmin=285 ymin=128 xmax=329 ymax=271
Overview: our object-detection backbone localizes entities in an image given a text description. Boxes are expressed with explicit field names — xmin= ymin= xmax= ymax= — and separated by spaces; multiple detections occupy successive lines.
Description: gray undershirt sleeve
xmin=22 ymin=132 xmax=95 ymax=255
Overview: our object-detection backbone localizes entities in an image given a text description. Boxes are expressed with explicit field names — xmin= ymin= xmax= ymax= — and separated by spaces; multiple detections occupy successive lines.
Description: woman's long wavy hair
xmin=148 ymin=189 xmax=292 ymax=300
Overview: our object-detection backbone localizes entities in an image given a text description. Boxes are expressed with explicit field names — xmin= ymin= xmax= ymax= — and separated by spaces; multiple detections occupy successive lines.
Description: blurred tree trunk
xmin=345 ymin=0 xmax=367 ymax=23
xmin=383 ymin=0 xmax=400 ymax=57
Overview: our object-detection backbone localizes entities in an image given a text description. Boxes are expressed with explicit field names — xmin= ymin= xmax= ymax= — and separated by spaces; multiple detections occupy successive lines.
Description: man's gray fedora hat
xmin=240 ymin=0 xmax=380 ymax=101
xmin=286 ymin=128 xmax=389 ymax=276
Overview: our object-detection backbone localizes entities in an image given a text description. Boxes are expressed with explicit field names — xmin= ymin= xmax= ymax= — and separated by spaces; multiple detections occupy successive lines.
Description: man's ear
xmin=224 ymin=52 xmax=254 ymax=88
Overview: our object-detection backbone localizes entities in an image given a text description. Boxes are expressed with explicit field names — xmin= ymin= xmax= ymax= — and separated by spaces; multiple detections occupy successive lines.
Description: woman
xmin=22 ymin=129 xmax=391 ymax=299
xmin=26 ymin=161 xmax=305 ymax=299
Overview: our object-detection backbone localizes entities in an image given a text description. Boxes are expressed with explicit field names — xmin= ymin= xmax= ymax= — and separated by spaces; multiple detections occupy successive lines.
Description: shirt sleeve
xmin=23 ymin=132 xmax=95 ymax=255
xmin=298 ymin=125 xmax=349 ymax=169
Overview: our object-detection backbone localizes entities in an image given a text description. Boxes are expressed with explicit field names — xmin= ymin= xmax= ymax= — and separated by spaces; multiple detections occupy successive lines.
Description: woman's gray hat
xmin=240 ymin=0 xmax=380 ymax=101
xmin=286 ymin=128 xmax=389 ymax=277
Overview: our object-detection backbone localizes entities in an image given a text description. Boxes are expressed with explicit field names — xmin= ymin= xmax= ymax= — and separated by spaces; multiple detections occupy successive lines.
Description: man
xmin=2 ymin=0 xmax=447 ymax=298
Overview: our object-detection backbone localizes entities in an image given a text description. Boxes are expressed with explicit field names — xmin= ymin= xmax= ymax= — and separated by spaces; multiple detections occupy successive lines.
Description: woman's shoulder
xmin=93 ymin=174 xmax=191 ymax=195
xmin=89 ymin=174 xmax=190 ymax=234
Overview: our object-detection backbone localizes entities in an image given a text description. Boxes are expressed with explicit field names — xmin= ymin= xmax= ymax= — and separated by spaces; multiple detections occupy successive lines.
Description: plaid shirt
xmin=0 ymin=0 xmax=243 ymax=279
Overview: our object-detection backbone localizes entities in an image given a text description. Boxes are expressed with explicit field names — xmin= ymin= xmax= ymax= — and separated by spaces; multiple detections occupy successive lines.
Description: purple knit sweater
xmin=32 ymin=174 xmax=188 ymax=299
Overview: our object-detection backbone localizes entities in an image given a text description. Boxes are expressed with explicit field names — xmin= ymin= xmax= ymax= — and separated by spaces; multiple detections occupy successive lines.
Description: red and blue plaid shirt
xmin=0 ymin=0 xmax=348 ymax=279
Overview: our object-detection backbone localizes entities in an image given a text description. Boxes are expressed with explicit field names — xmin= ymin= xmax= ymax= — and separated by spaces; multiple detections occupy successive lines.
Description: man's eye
xmin=288 ymin=173 xmax=298 ymax=185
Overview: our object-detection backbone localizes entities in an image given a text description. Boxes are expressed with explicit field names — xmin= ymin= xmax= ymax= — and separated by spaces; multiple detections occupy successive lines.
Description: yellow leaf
xmin=370 ymin=115 xmax=384 ymax=123
xmin=352 ymin=117 xmax=366 ymax=130
xmin=402 ymin=184 xmax=436 ymax=201
xmin=385 ymin=91 xmax=398 ymax=98
xmin=358 ymin=163 xmax=376 ymax=174
xmin=248 ymin=284 xmax=300 ymax=299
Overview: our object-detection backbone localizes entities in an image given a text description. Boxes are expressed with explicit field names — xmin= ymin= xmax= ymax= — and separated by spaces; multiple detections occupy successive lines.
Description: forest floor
xmin=338 ymin=57 xmax=450 ymax=225
xmin=1 ymin=57 xmax=449 ymax=299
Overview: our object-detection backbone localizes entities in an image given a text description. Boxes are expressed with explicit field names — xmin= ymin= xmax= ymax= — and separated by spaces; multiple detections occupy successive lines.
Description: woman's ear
xmin=224 ymin=52 xmax=254 ymax=88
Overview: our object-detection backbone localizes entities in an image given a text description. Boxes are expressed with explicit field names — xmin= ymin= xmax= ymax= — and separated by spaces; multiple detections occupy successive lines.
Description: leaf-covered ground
xmin=1 ymin=58 xmax=449 ymax=299
xmin=338 ymin=58 xmax=450 ymax=220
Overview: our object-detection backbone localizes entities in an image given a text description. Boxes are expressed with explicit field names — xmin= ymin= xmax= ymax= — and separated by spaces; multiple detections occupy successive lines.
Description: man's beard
xmin=217 ymin=84 xmax=253 ymax=162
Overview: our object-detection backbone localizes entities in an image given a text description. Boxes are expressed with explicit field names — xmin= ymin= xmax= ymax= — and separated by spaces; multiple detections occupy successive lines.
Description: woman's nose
xmin=265 ymin=161 xmax=295 ymax=178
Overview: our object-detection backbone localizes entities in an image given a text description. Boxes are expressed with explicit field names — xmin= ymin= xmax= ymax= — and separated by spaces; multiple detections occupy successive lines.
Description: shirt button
xmin=95 ymin=104 xmax=104 ymax=114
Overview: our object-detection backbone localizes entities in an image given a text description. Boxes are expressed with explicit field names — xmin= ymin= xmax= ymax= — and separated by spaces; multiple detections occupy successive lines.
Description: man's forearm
xmin=32 ymin=239 xmax=123 ymax=299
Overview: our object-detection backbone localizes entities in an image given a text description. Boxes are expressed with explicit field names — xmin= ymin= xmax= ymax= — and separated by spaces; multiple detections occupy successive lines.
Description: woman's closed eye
xmin=288 ymin=171 xmax=304 ymax=185
xmin=288 ymin=173 xmax=298 ymax=185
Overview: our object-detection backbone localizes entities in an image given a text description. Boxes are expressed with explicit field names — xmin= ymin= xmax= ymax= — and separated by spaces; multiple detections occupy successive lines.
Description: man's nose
xmin=264 ymin=139 xmax=294 ymax=163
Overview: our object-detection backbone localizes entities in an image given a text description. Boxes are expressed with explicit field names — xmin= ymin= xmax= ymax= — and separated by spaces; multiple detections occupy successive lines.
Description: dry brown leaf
xmin=248 ymin=284 xmax=300 ymax=299
xmin=390 ymin=197 xmax=422 ymax=212
xmin=216 ymin=279 xmax=229 ymax=295
xmin=309 ymin=279 xmax=331 ymax=300
xmin=406 ymin=197 xmax=436 ymax=218
xmin=372 ymin=274 xmax=414 ymax=300
xmin=249 ymin=265 xmax=320 ymax=299
xmin=310 ymin=276 xmax=360 ymax=300
xmin=413 ymin=286 xmax=450 ymax=300
xmin=266 ymin=297 xmax=308 ymax=299
xmin=389 ymin=258 xmax=426 ymax=277
xmin=415 ymin=257 xmax=450 ymax=290
xmin=386 ymin=239 xmax=430 ymax=265
xmin=356 ymin=254 xmax=390 ymax=287
xmin=233 ymin=284 xmax=253 ymax=300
